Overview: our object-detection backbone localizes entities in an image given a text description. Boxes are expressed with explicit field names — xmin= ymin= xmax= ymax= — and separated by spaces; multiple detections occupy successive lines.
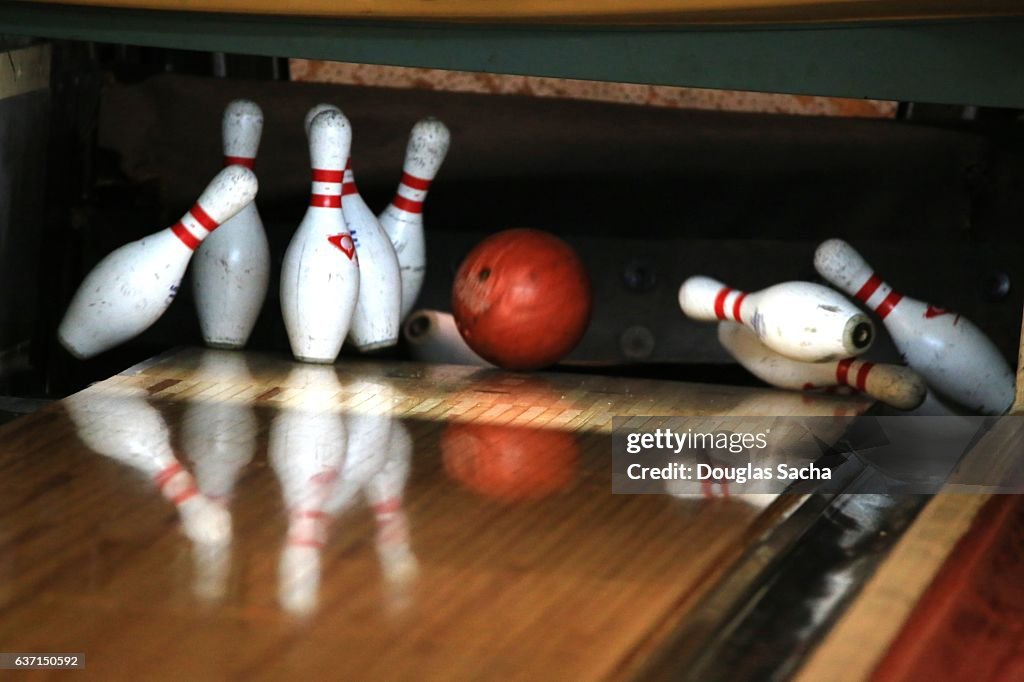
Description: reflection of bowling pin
xmin=64 ymin=384 xmax=230 ymax=547
xmin=403 ymin=309 xmax=492 ymax=366
xmin=718 ymin=322 xmax=927 ymax=410
xmin=325 ymin=377 xmax=418 ymax=601
xmin=193 ymin=99 xmax=271 ymax=350
xmin=181 ymin=350 xmax=258 ymax=502
xmin=678 ymin=275 xmax=874 ymax=362
xmin=815 ymin=239 xmax=1014 ymax=415
xmin=378 ymin=118 xmax=451 ymax=319
xmin=280 ymin=108 xmax=360 ymax=364
xmin=59 ymin=166 xmax=258 ymax=359
xmin=269 ymin=365 xmax=347 ymax=616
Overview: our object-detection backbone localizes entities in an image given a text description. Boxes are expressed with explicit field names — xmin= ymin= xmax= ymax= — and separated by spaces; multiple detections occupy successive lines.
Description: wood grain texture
xmin=0 ymin=348 xmax=869 ymax=681
xmin=15 ymin=0 xmax=1024 ymax=23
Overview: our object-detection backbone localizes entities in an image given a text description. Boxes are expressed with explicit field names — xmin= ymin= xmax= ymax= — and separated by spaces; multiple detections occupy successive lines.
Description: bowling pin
xmin=814 ymin=238 xmax=1014 ymax=415
xmin=269 ymin=364 xmax=347 ymax=616
xmin=378 ymin=117 xmax=451 ymax=319
xmin=280 ymin=108 xmax=360 ymax=364
xmin=403 ymin=309 xmax=492 ymax=366
xmin=678 ymin=275 xmax=874 ymax=362
xmin=59 ymin=165 xmax=258 ymax=359
xmin=192 ymin=99 xmax=271 ymax=349
xmin=718 ymin=322 xmax=927 ymax=410
xmin=302 ymin=103 xmax=400 ymax=351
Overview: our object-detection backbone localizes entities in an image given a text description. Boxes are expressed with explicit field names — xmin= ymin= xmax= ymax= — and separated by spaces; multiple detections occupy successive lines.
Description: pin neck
xmin=854 ymin=273 xmax=903 ymax=320
xmin=389 ymin=171 xmax=432 ymax=214
xmin=310 ymin=167 xmax=343 ymax=208
xmin=223 ymin=155 xmax=255 ymax=169
xmin=170 ymin=202 xmax=220 ymax=251
xmin=835 ymin=358 xmax=873 ymax=391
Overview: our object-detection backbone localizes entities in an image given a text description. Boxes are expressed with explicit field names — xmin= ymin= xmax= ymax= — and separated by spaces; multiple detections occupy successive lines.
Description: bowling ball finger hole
xmin=478 ymin=268 xmax=491 ymax=281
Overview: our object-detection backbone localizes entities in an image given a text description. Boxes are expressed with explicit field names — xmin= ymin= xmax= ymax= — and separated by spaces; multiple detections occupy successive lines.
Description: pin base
xmin=204 ymin=340 xmax=247 ymax=350
xmin=292 ymin=355 xmax=338 ymax=365
xmin=354 ymin=338 xmax=399 ymax=353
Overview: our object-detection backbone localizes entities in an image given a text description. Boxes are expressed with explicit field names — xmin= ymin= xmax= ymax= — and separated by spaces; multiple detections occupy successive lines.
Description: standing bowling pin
xmin=378 ymin=117 xmax=451 ymax=319
xmin=815 ymin=238 xmax=1014 ymax=415
xmin=59 ymin=166 xmax=258 ymax=359
xmin=280 ymin=109 xmax=360 ymax=364
xmin=718 ymin=322 xmax=927 ymax=410
xmin=193 ymin=99 xmax=271 ymax=349
xmin=678 ymin=275 xmax=874 ymax=362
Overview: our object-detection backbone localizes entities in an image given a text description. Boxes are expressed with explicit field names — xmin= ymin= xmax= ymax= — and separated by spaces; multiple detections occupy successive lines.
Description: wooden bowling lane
xmin=0 ymin=348 xmax=870 ymax=680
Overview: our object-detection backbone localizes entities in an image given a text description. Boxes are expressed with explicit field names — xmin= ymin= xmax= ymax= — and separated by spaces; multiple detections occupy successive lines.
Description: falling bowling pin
xmin=280 ymin=108 xmax=360 ymax=364
xmin=193 ymin=99 xmax=271 ymax=349
xmin=678 ymin=275 xmax=874 ymax=362
xmin=814 ymin=238 xmax=1014 ymax=415
xmin=378 ymin=117 xmax=451 ymax=319
xmin=718 ymin=322 xmax=927 ymax=410
xmin=59 ymin=166 xmax=258 ymax=359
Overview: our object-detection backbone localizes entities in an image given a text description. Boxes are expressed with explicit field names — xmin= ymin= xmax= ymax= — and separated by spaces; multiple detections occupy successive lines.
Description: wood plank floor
xmin=0 ymin=348 xmax=870 ymax=681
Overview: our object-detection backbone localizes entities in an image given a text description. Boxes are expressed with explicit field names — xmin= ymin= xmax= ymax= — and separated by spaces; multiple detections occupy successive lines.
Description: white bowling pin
xmin=64 ymin=383 xmax=231 ymax=547
xmin=280 ymin=108 xmax=360 ymax=364
xmin=718 ymin=322 xmax=927 ymax=410
xmin=269 ymin=365 xmax=347 ymax=616
xmin=192 ymin=99 xmax=271 ymax=349
xmin=403 ymin=309 xmax=492 ymax=366
xmin=678 ymin=275 xmax=874 ymax=362
xmin=59 ymin=166 xmax=258 ymax=359
xmin=378 ymin=117 xmax=450 ymax=319
xmin=815 ymin=238 xmax=1014 ymax=415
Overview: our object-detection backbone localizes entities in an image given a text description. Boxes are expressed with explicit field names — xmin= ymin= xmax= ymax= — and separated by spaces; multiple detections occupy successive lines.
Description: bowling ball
xmin=441 ymin=422 xmax=580 ymax=503
xmin=452 ymin=228 xmax=591 ymax=370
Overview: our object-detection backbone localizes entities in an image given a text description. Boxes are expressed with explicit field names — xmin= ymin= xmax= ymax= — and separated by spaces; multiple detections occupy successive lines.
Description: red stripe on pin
xmin=154 ymin=462 xmax=183 ymax=489
xmin=855 ymin=362 xmax=874 ymax=391
xmin=876 ymin=292 xmax=903 ymax=319
xmin=855 ymin=274 xmax=882 ymax=303
xmin=713 ymin=288 xmax=731 ymax=321
xmin=400 ymin=172 xmax=432 ymax=191
xmin=391 ymin=194 xmax=423 ymax=214
xmin=732 ymin=293 xmax=746 ymax=324
xmin=310 ymin=194 xmax=341 ymax=208
xmin=170 ymin=485 xmax=198 ymax=506
xmin=312 ymin=168 xmax=344 ymax=183
xmin=190 ymin=203 xmax=219 ymax=232
xmin=223 ymin=155 xmax=255 ymax=169
xmin=342 ymin=183 xmax=358 ymax=196
xmin=171 ymin=223 xmax=200 ymax=250
xmin=836 ymin=358 xmax=854 ymax=386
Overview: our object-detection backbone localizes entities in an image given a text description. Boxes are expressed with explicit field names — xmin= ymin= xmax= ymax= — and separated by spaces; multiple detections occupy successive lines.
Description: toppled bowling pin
xmin=678 ymin=275 xmax=874 ymax=362
xmin=718 ymin=322 xmax=927 ymax=410
xmin=815 ymin=238 xmax=1014 ymax=415
xmin=193 ymin=99 xmax=271 ymax=349
xmin=403 ymin=309 xmax=492 ymax=366
xmin=378 ymin=117 xmax=450 ymax=319
xmin=59 ymin=166 xmax=258 ymax=359
xmin=280 ymin=108 xmax=360 ymax=364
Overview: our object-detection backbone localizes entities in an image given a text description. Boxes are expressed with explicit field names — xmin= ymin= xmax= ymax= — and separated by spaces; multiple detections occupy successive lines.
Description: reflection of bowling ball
xmin=441 ymin=422 xmax=580 ymax=503
xmin=452 ymin=229 xmax=591 ymax=370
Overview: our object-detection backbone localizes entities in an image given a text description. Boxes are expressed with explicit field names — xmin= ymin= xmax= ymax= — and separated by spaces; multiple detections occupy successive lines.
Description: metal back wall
xmin=48 ymin=70 xmax=1022 ymax=384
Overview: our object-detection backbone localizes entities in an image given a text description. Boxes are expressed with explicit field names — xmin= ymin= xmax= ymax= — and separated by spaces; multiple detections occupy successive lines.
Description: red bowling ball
xmin=452 ymin=229 xmax=592 ymax=370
